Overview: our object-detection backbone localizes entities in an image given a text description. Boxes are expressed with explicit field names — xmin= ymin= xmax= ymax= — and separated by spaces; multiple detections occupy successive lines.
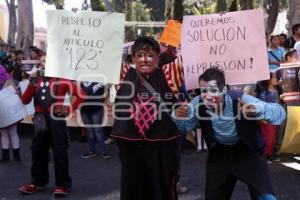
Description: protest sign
xmin=280 ymin=106 xmax=300 ymax=153
xmin=0 ymin=86 xmax=27 ymax=128
xmin=181 ymin=9 xmax=269 ymax=89
xmin=160 ymin=20 xmax=182 ymax=48
xmin=45 ymin=10 xmax=125 ymax=83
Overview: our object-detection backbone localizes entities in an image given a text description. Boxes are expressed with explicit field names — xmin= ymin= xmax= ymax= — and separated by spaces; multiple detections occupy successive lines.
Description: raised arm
xmin=171 ymin=96 xmax=200 ymax=133
xmin=241 ymin=94 xmax=286 ymax=125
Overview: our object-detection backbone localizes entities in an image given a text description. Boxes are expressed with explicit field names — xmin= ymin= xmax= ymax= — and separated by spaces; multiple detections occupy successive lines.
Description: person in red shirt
xmin=19 ymin=55 xmax=85 ymax=197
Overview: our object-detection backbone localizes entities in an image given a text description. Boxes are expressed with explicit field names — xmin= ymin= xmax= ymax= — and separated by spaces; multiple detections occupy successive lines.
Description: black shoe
xmin=78 ymin=136 xmax=87 ymax=143
xmin=81 ymin=152 xmax=96 ymax=159
xmin=101 ymin=152 xmax=111 ymax=159
xmin=270 ymin=155 xmax=281 ymax=162
xmin=1 ymin=149 xmax=9 ymax=162
xmin=13 ymin=149 xmax=21 ymax=161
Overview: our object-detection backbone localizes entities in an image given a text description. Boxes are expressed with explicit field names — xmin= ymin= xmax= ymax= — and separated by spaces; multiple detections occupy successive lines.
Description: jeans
xmin=257 ymin=194 xmax=277 ymax=200
xmin=81 ymin=109 xmax=107 ymax=153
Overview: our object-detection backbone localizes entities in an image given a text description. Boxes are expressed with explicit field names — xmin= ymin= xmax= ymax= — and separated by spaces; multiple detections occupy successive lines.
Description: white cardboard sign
xmin=45 ymin=10 xmax=125 ymax=83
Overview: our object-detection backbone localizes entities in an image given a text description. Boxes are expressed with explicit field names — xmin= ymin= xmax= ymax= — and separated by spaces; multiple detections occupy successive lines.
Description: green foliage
xmin=279 ymin=0 xmax=289 ymax=10
xmin=41 ymin=0 xmax=64 ymax=9
xmin=111 ymin=0 xmax=124 ymax=12
xmin=90 ymin=0 xmax=105 ymax=11
xmin=216 ymin=0 xmax=227 ymax=12
xmin=123 ymin=0 xmax=154 ymax=41
xmin=183 ymin=0 xmax=216 ymax=15
xmin=131 ymin=0 xmax=151 ymax=21
xmin=142 ymin=0 xmax=165 ymax=20
xmin=229 ymin=0 xmax=238 ymax=11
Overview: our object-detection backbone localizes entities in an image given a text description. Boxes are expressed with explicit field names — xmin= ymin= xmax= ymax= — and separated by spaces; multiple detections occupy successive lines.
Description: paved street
xmin=1 ymin=126 xmax=300 ymax=200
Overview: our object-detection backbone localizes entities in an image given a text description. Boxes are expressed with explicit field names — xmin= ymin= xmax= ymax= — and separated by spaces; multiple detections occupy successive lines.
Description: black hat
xmin=131 ymin=36 xmax=160 ymax=56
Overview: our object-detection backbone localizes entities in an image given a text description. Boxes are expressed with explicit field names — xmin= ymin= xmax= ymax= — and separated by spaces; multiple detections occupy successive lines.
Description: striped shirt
xmin=172 ymin=93 xmax=286 ymax=145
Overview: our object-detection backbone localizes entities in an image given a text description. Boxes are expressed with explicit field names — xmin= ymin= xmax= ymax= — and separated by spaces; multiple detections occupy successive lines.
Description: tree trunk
xmin=264 ymin=0 xmax=279 ymax=34
xmin=90 ymin=0 xmax=105 ymax=11
xmin=173 ymin=0 xmax=183 ymax=22
xmin=288 ymin=0 xmax=300 ymax=35
xmin=124 ymin=0 xmax=136 ymax=41
xmin=16 ymin=0 xmax=34 ymax=56
xmin=53 ymin=0 xmax=64 ymax=9
xmin=112 ymin=0 xmax=124 ymax=12
xmin=103 ymin=0 xmax=113 ymax=12
xmin=6 ymin=0 xmax=17 ymax=46
xmin=216 ymin=0 xmax=227 ymax=12
xmin=229 ymin=0 xmax=238 ymax=12
xmin=240 ymin=0 xmax=254 ymax=10
xmin=165 ymin=0 xmax=173 ymax=20
xmin=165 ymin=0 xmax=183 ymax=21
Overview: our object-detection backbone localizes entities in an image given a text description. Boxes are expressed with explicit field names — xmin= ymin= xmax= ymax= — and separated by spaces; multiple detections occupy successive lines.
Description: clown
xmin=173 ymin=68 xmax=286 ymax=200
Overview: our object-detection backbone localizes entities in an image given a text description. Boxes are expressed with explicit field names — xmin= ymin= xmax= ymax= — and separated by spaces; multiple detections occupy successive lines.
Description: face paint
xmin=133 ymin=45 xmax=159 ymax=76
xmin=200 ymin=80 xmax=226 ymax=110
xmin=137 ymin=51 xmax=154 ymax=62
xmin=200 ymin=80 xmax=226 ymax=97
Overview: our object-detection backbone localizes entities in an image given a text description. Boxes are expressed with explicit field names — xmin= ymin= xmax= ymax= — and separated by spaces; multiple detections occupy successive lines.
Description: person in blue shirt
xmin=268 ymin=35 xmax=285 ymax=79
xmin=80 ymin=82 xmax=110 ymax=159
xmin=173 ymin=68 xmax=286 ymax=200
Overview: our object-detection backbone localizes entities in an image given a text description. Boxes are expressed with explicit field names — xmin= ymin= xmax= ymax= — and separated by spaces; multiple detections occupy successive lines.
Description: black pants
xmin=205 ymin=143 xmax=274 ymax=200
xmin=31 ymin=115 xmax=72 ymax=189
xmin=119 ymin=140 xmax=179 ymax=200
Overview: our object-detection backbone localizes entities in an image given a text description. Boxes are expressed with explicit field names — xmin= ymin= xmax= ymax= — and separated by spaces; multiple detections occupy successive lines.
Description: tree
xmin=263 ymin=0 xmax=279 ymax=34
xmin=240 ymin=0 xmax=254 ymax=10
xmin=16 ymin=0 xmax=34 ymax=54
xmin=142 ymin=0 xmax=165 ymax=21
xmin=173 ymin=0 xmax=183 ymax=21
xmin=125 ymin=0 xmax=136 ymax=41
xmin=111 ymin=0 xmax=124 ymax=12
xmin=165 ymin=0 xmax=173 ymax=20
xmin=42 ymin=0 xmax=64 ymax=9
xmin=288 ymin=0 xmax=300 ymax=35
xmin=90 ymin=0 xmax=105 ymax=11
xmin=216 ymin=0 xmax=227 ymax=12
xmin=103 ymin=0 xmax=113 ymax=11
xmin=183 ymin=0 xmax=215 ymax=15
xmin=229 ymin=0 xmax=238 ymax=12
xmin=5 ymin=0 xmax=17 ymax=46
xmin=165 ymin=0 xmax=183 ymax=21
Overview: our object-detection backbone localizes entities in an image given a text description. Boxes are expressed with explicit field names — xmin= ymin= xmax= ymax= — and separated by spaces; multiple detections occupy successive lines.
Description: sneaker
xmin=102 ymin=152 xmax=111 ymax=159
xmin=267 ymin=159 xmax=273 ymax=164
xmin=270 ymin=155 xmax=281 ymax=162
xmin=104 ymin=138 xmax=115 ymax=145
xmin=19 ymin=184 xmax=46 ymax=194
xmin=176 ymin=182 xmax=188 ymax=194
xmin=53 ymin=187 xmax=69 ymax=197
xmin=81 ymin=152 xmax=96 ymax=159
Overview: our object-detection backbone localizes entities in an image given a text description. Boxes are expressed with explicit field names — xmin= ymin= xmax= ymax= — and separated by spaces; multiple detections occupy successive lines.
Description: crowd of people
xmin=0 ymin=21 xmax=300 ymax=200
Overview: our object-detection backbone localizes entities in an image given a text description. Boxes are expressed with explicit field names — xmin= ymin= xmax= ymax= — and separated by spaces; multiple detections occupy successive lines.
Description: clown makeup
xmin=199 ymin=79 xmax=226 ymax=111
xmin=136 ymin=47 xmax=155 ymax=62
xmin=133 ymin=45 xmax=159 ymax=77
xmin=200 ymin=80 xmax=225 ymax=97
